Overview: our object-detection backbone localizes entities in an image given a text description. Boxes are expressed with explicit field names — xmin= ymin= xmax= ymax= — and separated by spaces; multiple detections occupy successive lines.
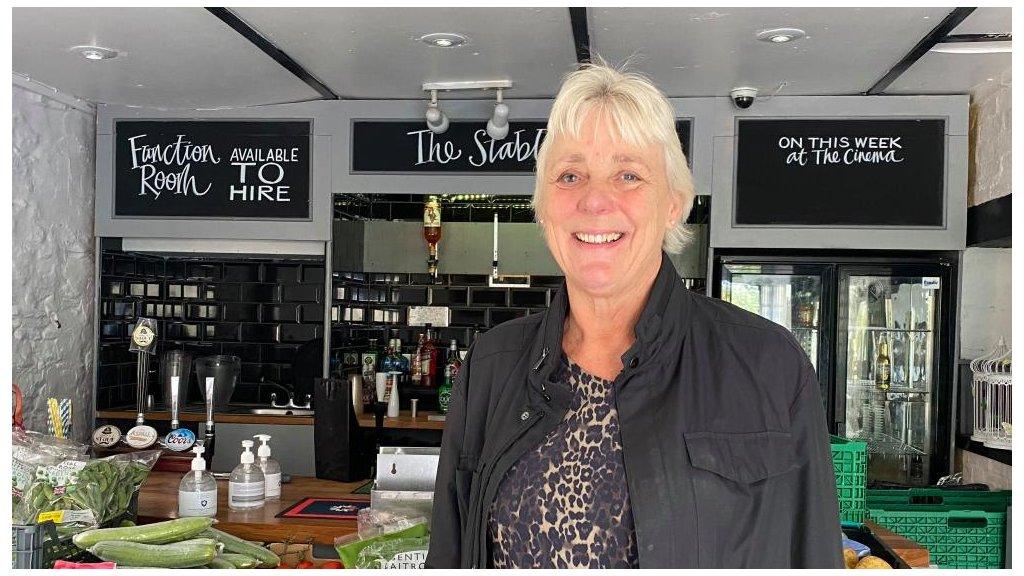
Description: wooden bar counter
xmin=138 ymin=471 xmax=369 ymax=546
xmin=138 ymin=473 xmax=930 ymax=567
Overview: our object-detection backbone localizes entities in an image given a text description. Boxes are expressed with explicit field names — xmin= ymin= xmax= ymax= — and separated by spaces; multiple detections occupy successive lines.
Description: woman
xmin=425 ymin=60 xmax=843 ymax=569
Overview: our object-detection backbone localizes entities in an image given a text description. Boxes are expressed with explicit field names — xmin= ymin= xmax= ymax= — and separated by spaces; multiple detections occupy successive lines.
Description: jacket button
xmin=520 ymin=411 xmax=530 ymax=421
xmin=629 ymin=357 xmax=639 ymax=368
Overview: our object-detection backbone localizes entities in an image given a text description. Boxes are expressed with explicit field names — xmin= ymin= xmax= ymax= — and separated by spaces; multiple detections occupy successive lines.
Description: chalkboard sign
xmin=114 ymin=120 xmax=311 ymax=219
xmin=734 ymin=119 xmax=946 ymax=227
xmin=351 ymin=119 xmax=692 ymax=173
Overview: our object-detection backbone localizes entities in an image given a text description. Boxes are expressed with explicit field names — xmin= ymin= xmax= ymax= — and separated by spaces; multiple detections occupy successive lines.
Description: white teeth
xmin=574 ymin=232 xmax=623 ymax=244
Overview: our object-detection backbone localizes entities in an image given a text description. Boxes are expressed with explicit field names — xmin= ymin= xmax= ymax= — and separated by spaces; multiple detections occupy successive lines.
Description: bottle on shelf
xmin=411 ymin=333 xmax=424 ymax=384
xmin=875 ymin=338 xmax=892 ymax=391
xmin=253 ymin=434 xmax=281 ymax=502
xmin=393 ymin=338 xmax=410 ymax=376
xmin=420 ymin=325 xmax=439 ymax=388
xmin=178 ymin=446 xmax=217 ymax=518
xmin=228 ymin=440 xmax=265 ymax=511
xmin=361 ymin=338 xmax=379 ymax=398
xmin=423 ymin=196 xmax=442 ymax=282
xmin=438 ymin=339 xmax=461 ymax=415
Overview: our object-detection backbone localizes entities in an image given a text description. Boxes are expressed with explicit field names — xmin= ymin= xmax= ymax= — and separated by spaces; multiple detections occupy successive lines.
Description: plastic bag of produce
xmin=13 ymin=448 xmax=160 ymax=534
xmin=354 ymin=535 xmax=430 ymax=569
xmin=335 ymin=522 xmax=429 ymax=568
xmin=356 ymin=507 xmax=428 ymax=540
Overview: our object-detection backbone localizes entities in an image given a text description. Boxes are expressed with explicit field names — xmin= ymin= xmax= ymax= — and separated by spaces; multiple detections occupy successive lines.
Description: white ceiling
xmin=11 ymin=7 xmax=1012 ymax=108
xmin=232 ymin=7 xmax=578 ymax=99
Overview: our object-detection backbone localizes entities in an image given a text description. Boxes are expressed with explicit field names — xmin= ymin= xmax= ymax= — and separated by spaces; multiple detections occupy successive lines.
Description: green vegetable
xmin=216 ymin=553 xmax=260 ymax=568
xmin=201 ymin=527 xmax=280 ymax=568
xmin=72 ymin=517 xmax=215 ymax=549
xmin=87 ymin=538 xmax=220 ymax=568
xmin=208 ymin=557 xmax=237 ymax=569
xmin=335 ymin=523 xmax=429 ymax=569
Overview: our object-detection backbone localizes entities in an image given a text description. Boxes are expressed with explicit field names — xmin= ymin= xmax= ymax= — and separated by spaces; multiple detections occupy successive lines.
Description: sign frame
xmin=112 ymin=118 xmax=314 ymax=221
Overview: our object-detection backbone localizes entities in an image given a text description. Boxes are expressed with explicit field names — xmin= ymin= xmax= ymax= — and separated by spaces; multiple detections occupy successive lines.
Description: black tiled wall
xmin=97 ymin=250 xmax=325 ymax=410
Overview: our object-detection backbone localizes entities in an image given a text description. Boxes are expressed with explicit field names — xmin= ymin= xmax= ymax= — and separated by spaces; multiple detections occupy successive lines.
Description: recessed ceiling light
xmin=419 ymin=33 xmax=468 ymax=48
xmin=757 ymin=28 xmax=807 ymax=44
xmin=70 ymin=45 xmax=119 ymax=60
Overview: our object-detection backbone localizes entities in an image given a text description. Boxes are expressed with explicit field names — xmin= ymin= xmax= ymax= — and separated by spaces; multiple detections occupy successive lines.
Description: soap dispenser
xmin=253 ymin=434 xmax=282 ymax=501
xmin=228 ymin=439 xmax=265 ymax=510
xmin=178 ymin=446 xmax=217 ymax=517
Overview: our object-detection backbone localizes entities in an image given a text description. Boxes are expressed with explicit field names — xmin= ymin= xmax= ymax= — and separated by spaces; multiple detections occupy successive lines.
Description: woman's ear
xmin=666 ymin=190 xmax=684 ymax=229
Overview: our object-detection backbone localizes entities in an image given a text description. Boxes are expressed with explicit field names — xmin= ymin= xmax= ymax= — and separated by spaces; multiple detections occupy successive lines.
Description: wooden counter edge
xmin=97 ymin=409 xmax=313 ymax=426
xmin=865 ymin=520 xmax=931 ymax=569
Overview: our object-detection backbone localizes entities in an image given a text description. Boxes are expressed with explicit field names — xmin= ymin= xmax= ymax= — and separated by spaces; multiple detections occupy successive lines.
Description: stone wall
xmin=968 ymin=66 xmax=1011 ymax=206
xmin=12 ymin=83 xmax=97 ymax=443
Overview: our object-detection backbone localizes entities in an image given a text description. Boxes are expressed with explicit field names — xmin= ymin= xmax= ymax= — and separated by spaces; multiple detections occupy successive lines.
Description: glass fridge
xmin=714 ymin=251 xmax=958 ymax=485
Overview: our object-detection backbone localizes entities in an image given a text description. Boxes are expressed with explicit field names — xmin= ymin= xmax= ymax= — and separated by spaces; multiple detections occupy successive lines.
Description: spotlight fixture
xmin=486 ymin=89 xmax=510 ymax=140
xmin=70 ymin=45 xmax=119 ymax=60
xmin=425 ymin=89 xmax=449 ymax=134
xmin=756 ymin=28 xmax=806 ymax=44
xmin=419 ymin=33 xmax=469 ymax=48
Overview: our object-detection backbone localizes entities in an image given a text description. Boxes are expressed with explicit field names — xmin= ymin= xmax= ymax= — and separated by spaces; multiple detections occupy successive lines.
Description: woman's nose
xmin=577 ymin=181 xmax=615 ymax=215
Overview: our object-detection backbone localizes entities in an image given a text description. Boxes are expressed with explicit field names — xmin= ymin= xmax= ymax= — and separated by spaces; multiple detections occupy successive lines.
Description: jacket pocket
xmin=683 ymin=431 xmax=797 ymax=567
xmin=454 ymin=453 xmax=479 ymax=524
xmin=683 ymin=430 xmax=796 ymax=484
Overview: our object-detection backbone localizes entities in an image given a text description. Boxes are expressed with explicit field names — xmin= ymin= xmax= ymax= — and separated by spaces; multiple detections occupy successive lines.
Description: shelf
xmin=847 ymin=326 xmax=933 ymax=333
xmin=790 ymin=326 xmax=819 ymax=332
xmin=847 ymin=379 xmax=932 ymax=394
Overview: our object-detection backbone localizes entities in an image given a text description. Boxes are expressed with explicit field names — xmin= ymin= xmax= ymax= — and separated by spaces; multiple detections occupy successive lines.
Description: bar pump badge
xmin=129 ymin=318 xmax=158 ymax=354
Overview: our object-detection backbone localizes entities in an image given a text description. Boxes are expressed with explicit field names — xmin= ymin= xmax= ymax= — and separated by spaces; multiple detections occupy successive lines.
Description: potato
xmin=843 ymin=548 xmax=859 ymax=569
xmin=855 ymin=555 xmax=892 ymax=569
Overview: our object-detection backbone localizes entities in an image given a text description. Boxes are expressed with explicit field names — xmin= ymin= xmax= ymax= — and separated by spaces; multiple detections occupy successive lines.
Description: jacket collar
xmin=529 ymin=252 xmax=689 ymax=387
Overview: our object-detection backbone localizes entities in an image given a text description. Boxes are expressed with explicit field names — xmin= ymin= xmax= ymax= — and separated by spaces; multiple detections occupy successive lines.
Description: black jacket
xmin=425 ymin=254 xmax=844 ymax=568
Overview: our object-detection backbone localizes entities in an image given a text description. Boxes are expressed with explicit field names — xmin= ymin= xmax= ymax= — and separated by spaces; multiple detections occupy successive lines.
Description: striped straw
xmin=60 ymin=399 xmax=72 ymax=439
xmin=47 ymin=398 xmax=60 ymax=438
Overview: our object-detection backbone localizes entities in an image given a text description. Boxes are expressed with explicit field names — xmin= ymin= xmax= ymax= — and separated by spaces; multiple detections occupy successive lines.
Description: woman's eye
xmin=558 ymin=173 xmax=580 ymax=185
xmin=622 ymin=172 xmax=641 ymax=183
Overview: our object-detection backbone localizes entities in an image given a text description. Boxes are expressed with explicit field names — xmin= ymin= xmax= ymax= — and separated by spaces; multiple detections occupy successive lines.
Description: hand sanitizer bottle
xmin=228 ymin=440 xmax=265 ymax=510
xmin=253 ymin=434 xmax=282 ymax=501
xmin=178 ymin=446 xmax=217 ymax=517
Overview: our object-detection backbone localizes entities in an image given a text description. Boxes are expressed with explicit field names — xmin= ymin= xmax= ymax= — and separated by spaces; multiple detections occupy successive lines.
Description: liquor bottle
xmin=438 ymin=340 xmax=462 ymax=415
xmin=392 ymin=338 xmax=410 ymax=376
xmin=420 ymin=325 xmax=438 ymax=388
xmin=361 ymin=338 xmax=379 ymax=402
xmin=423 ymin=196 xmax=442 ymax=282
xmin=875 ymin=338 xmax=891 ymax=391
xmin=411 ymin=333 xmax=424 ymax=384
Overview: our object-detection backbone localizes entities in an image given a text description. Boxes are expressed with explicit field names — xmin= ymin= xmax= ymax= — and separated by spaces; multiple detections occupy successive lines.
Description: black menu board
xmin=351 ymin=119 xmax=692 ymax=173
xmin=114 ymin=120 xmax=312 ymax=219
xmin=734 ymin=119 xmax=946 ymax=226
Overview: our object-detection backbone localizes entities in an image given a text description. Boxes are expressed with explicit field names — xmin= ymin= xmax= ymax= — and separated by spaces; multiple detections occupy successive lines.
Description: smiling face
xmin=538 ymin=108 xmax=682 ymax=298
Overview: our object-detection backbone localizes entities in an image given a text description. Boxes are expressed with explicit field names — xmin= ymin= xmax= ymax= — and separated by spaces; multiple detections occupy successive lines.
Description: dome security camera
xmin=730 ymin=87 xmax=758 ymax=109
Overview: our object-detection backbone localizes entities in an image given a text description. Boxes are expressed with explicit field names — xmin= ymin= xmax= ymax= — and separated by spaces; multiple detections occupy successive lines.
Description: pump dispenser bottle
xmin=253 ymin=434 xmax=282 ymax=501
xmin=178 ymin=446 xmax=217 ymax=517
xmin=228 ymin=440 xmax=265 ymax=510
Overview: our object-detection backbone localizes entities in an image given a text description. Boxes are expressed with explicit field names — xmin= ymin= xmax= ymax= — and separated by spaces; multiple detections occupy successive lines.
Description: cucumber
xmin=73 ymin=517 xmax=214 ymax=549
xmin=201 ymin=527 xmax=280 ymax=568
xmin=88 ymin=538 xmax=220 ymax=568
xmin=216 ymin=553 xmax=260 ymax=568
xmin=208 ymin=557 xmax=237 ymax=569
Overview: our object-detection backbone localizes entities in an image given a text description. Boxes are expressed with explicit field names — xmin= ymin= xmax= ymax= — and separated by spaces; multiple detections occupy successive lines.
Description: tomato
xmin=319 ymin=561 xmax=343 ymax=569
xmin=296 ymin=561 xmax=315 ymax=569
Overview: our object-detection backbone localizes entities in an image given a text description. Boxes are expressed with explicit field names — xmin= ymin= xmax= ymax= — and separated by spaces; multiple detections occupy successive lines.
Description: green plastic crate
xmin=867 ymin=489 xmax=1010 ymax=569
xmin=830 ymin=435 xmax=867 ymax=523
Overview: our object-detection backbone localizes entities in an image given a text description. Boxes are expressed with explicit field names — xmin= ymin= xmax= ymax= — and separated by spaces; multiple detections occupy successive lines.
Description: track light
xmin=425 ymin=89 xmax=449 ymax=134
xmin=486 ymin=89 xmax=510 ymax=140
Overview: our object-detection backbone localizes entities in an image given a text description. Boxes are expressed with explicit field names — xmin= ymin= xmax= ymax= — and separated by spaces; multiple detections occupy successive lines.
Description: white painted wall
xmin=959 ymin=247 xmax=1012 ymax=359
xmin=12 ymin=83 xmax=97 ymax=443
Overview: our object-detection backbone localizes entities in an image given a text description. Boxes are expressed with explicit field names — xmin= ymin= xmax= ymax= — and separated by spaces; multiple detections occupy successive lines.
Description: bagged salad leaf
xmin=354 ymin=536 xmax=430 ymax=569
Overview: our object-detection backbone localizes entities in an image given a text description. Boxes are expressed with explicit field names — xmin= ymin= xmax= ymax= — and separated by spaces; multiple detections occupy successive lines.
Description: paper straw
xmin=60 ymin=399 xmax=72 ymax=439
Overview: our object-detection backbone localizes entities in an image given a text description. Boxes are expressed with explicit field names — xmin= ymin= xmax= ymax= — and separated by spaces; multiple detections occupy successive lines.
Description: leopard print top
xmin=487 ymin=356 xmax=639 ymax=569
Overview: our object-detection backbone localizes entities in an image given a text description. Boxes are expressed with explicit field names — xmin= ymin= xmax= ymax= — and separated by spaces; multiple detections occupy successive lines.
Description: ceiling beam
xmin=569 ymin=7 xmax=591 ymax=63
xmin=865 ymin=7 xmax=976 ymax=95
xmin=206 ymin=7 xmax=339 ymax=100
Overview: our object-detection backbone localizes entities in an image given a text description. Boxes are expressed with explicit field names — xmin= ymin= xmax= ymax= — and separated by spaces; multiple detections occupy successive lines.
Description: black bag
xmin=312 ymin=377 xmax=367 ymax=482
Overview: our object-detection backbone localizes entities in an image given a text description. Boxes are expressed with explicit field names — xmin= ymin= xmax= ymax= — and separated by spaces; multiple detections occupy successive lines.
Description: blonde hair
xmin=532 ymin=56 xmax=695 ymax=253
